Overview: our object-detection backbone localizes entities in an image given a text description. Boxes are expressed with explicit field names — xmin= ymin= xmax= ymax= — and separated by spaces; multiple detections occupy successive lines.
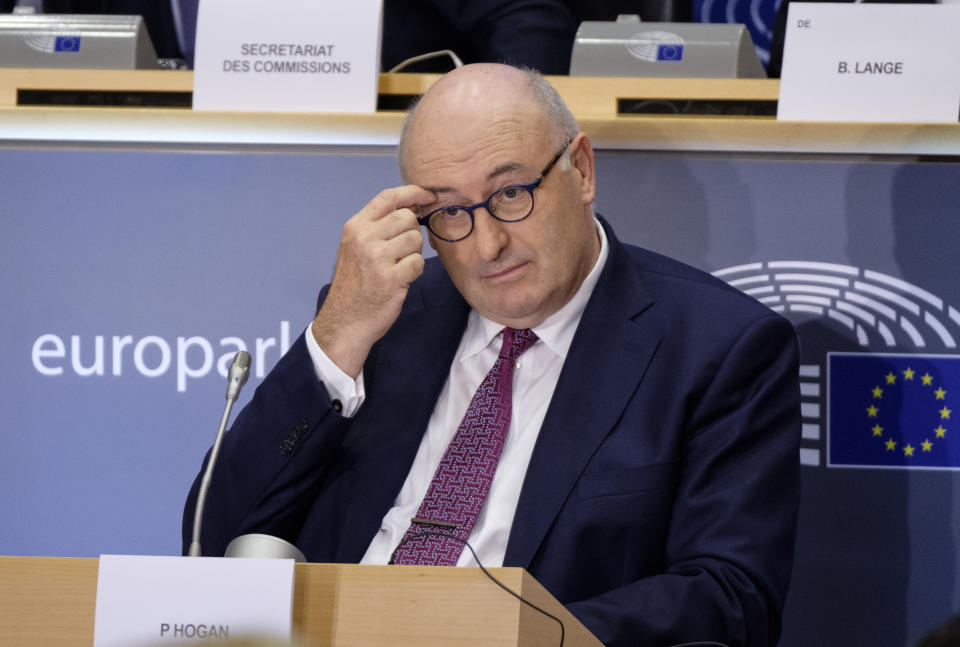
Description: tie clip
xmin=411 ymin=517 xmax=457 ymax=529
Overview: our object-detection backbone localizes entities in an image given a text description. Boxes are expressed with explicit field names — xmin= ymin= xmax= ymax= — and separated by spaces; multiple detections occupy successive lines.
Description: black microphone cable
xmin=389 ymin=530 xmax=565 ymax=647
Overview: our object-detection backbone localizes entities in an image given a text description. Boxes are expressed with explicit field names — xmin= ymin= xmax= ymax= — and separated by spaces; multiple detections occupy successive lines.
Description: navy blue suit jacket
xmin=184 ymin=219 xmax=801 ymax=646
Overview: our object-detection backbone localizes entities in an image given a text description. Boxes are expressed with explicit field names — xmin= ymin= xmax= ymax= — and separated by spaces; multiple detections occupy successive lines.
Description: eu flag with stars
xmin=656 ymin=45 xmax=683 ymax=61
xmin=829 ymin=353 xmax=960 ymax=469
xmin=55 ymin=36 xmax=81 ymax=53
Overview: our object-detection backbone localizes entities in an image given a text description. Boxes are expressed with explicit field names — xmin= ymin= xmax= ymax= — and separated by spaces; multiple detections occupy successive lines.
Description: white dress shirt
xmin=305 ymin=219 xmax=609 ymax=567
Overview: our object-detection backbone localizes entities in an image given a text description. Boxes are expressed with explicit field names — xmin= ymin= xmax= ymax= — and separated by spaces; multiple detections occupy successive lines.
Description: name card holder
xmin=93 ymin=555 xmax=294 ymax=647
xmin=778 ymin=3 xmax=960 ymax=123
xmin=193 ymin=0 xmax=383 ymax=113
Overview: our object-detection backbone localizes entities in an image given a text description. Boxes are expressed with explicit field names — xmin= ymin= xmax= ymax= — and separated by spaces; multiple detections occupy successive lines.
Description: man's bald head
xmin=392 ymin=62 xmax=598 ymax=330
xmin=397 ymin=64 xmax=578 ymax=182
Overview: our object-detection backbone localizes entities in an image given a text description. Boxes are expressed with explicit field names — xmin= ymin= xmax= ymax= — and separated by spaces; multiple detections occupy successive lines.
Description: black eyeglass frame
xmin=416 ymin=138 xmax=574 ymax=243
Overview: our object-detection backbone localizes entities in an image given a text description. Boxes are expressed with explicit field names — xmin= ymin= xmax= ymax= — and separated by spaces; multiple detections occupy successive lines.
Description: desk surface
xmin=1 ymin=69 xmax=958 ymax=155
xmin=0 ymin=556 xmax=601 ymax=647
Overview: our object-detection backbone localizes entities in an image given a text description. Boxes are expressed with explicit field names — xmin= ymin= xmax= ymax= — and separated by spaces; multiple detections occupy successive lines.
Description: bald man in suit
xmin=185 ymin=64 xmax=801 ymax=646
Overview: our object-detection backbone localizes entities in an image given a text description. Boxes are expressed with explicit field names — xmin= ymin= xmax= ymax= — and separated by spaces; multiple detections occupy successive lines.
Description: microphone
xmin=188 ymin=351 xmax=251 ymax=557
xmin=225 ymin=350 xmax=251 ymax=401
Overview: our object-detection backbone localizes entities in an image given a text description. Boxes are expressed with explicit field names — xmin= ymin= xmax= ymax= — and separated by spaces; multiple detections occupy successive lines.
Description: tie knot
xmin=499 ymin=327 xmax=538 ymax=360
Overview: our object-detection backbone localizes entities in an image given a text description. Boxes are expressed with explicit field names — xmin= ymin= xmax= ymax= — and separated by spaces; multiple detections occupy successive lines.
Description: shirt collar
xmin=460 ymin=218 xmax=610 ymax=361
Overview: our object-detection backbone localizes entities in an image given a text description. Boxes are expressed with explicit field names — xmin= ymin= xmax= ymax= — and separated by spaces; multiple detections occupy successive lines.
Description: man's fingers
xmin=382 ymin=225 xmax=423 ymax=260
xmin=394 ymin=251 xmax=426 ymax=283
xmin=376 ymin=207 xmax=422 ymax=241
xmin=365 ymin=185 xmax=436 ymax=223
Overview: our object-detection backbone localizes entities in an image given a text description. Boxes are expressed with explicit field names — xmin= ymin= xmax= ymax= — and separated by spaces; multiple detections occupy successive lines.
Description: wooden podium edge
xmin=0 ymin=556 xmax=601 ymax=646
xmin=293 ymin=563 xmax=602 ymax=646
xmin=519 ymin=569 xmax=603 ymax=647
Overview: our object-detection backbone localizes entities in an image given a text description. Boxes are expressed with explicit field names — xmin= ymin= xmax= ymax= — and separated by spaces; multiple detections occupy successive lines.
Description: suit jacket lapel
xmin=335 ymin=266 xmax=469 ymax=561
xmin=504 ymin=223 xmax=660 ymax=568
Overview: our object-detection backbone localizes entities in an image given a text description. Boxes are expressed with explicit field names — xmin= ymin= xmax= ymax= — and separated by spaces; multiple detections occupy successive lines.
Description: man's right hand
xmin=311 ymin=185 xmax=436 ymax=378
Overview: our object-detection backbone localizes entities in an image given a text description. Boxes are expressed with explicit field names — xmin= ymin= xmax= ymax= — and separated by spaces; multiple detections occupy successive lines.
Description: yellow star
xmin=872 ymin=424 xmax=884 ymax=437
xmin=885 ymin=372 xmax=897 ymax=385
xmin=922 ymin=373 xmax=934 ymax=386
xmin=886 ymin=439 xmax=897 ymax=451
xmin=904 ymin=367 xmax=916 ymax=380
xmin=935 ymin=425 xmax=947 ymax=438
xmin=904 ymin=444 xmax=915 ymax=457
xmin=867 ymin=405 xmax=879 ymax=418
xmin=872 ymin=386 xmax=883 ymax=398
xmin=935 ymin=387 xmax=947 ymax=400
xmin=922 ymin=439 xmax=933 ymax=452
xmin=940 ymin=406 xmax=952 ymax=420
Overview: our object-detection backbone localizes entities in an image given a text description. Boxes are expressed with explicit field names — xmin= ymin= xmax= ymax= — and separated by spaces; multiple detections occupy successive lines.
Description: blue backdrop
xmin=2 ymin=144 xmax=958 ymax=645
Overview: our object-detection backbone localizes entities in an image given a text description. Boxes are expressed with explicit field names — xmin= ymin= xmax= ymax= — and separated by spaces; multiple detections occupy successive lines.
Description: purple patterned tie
xmin=392 ymin=327 xmax=538 ymax=565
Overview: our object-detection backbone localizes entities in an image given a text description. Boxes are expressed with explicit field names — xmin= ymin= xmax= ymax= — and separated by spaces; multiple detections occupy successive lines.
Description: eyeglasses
xmin=417 ymin=139 xmax=573 ymax=243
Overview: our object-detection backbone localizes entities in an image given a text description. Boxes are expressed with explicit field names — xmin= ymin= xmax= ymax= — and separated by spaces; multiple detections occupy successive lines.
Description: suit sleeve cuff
xmin=303 ymin=326 xmax=365 ymax=417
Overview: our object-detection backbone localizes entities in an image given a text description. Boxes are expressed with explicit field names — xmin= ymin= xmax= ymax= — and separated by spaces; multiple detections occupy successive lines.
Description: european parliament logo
xmin=25 ymin=33 xmax=81 ymax=54
xmin=714 ymin=261 xmax=960 ymax=468
xmin=627 ymin=31 xmax=686 ymax=63
xmin=829 ymin=353 xmax=960 ymax=470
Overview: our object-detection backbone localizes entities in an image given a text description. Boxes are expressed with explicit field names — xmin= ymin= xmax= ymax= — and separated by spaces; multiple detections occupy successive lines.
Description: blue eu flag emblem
xmin=656 ymin=44 xmax=683 ymax=61
xmin=829 ymin=353 xmax=960 ymax=469
xmin=55 ymin=36 xmax=81 ymax=53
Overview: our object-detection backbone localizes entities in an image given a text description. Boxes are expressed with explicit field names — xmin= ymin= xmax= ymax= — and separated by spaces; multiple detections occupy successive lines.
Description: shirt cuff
xmin=303 ymin=326 xmax=365 ymax=417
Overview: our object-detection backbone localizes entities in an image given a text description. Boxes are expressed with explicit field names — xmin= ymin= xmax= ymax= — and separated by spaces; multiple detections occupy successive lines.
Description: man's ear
xmin=570 ymin=133 xmax=596 ymax=206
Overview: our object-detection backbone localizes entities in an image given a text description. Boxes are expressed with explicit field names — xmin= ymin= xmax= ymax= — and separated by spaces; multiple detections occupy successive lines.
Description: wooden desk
xmin=0 ymin=556 xmax=601 ymax=646
xmin=1 ymin=69 xmax=957 ymax=155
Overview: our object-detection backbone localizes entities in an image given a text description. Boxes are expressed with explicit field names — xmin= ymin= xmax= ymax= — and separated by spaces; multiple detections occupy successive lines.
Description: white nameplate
xmin=192 ymin=0 xmax=383 ymax=113
xmin=778 ymin=3 xmax=960 ymax=123
xmin=93 ymin=555 xmax=295 ymax=647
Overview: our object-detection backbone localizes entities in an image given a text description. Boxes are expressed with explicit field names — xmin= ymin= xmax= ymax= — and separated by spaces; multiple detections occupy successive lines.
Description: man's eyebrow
xmin=487 ymin=162 xmax=524 ymax=181
xmin=423 ymin=185 xmax=455 ymax=195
